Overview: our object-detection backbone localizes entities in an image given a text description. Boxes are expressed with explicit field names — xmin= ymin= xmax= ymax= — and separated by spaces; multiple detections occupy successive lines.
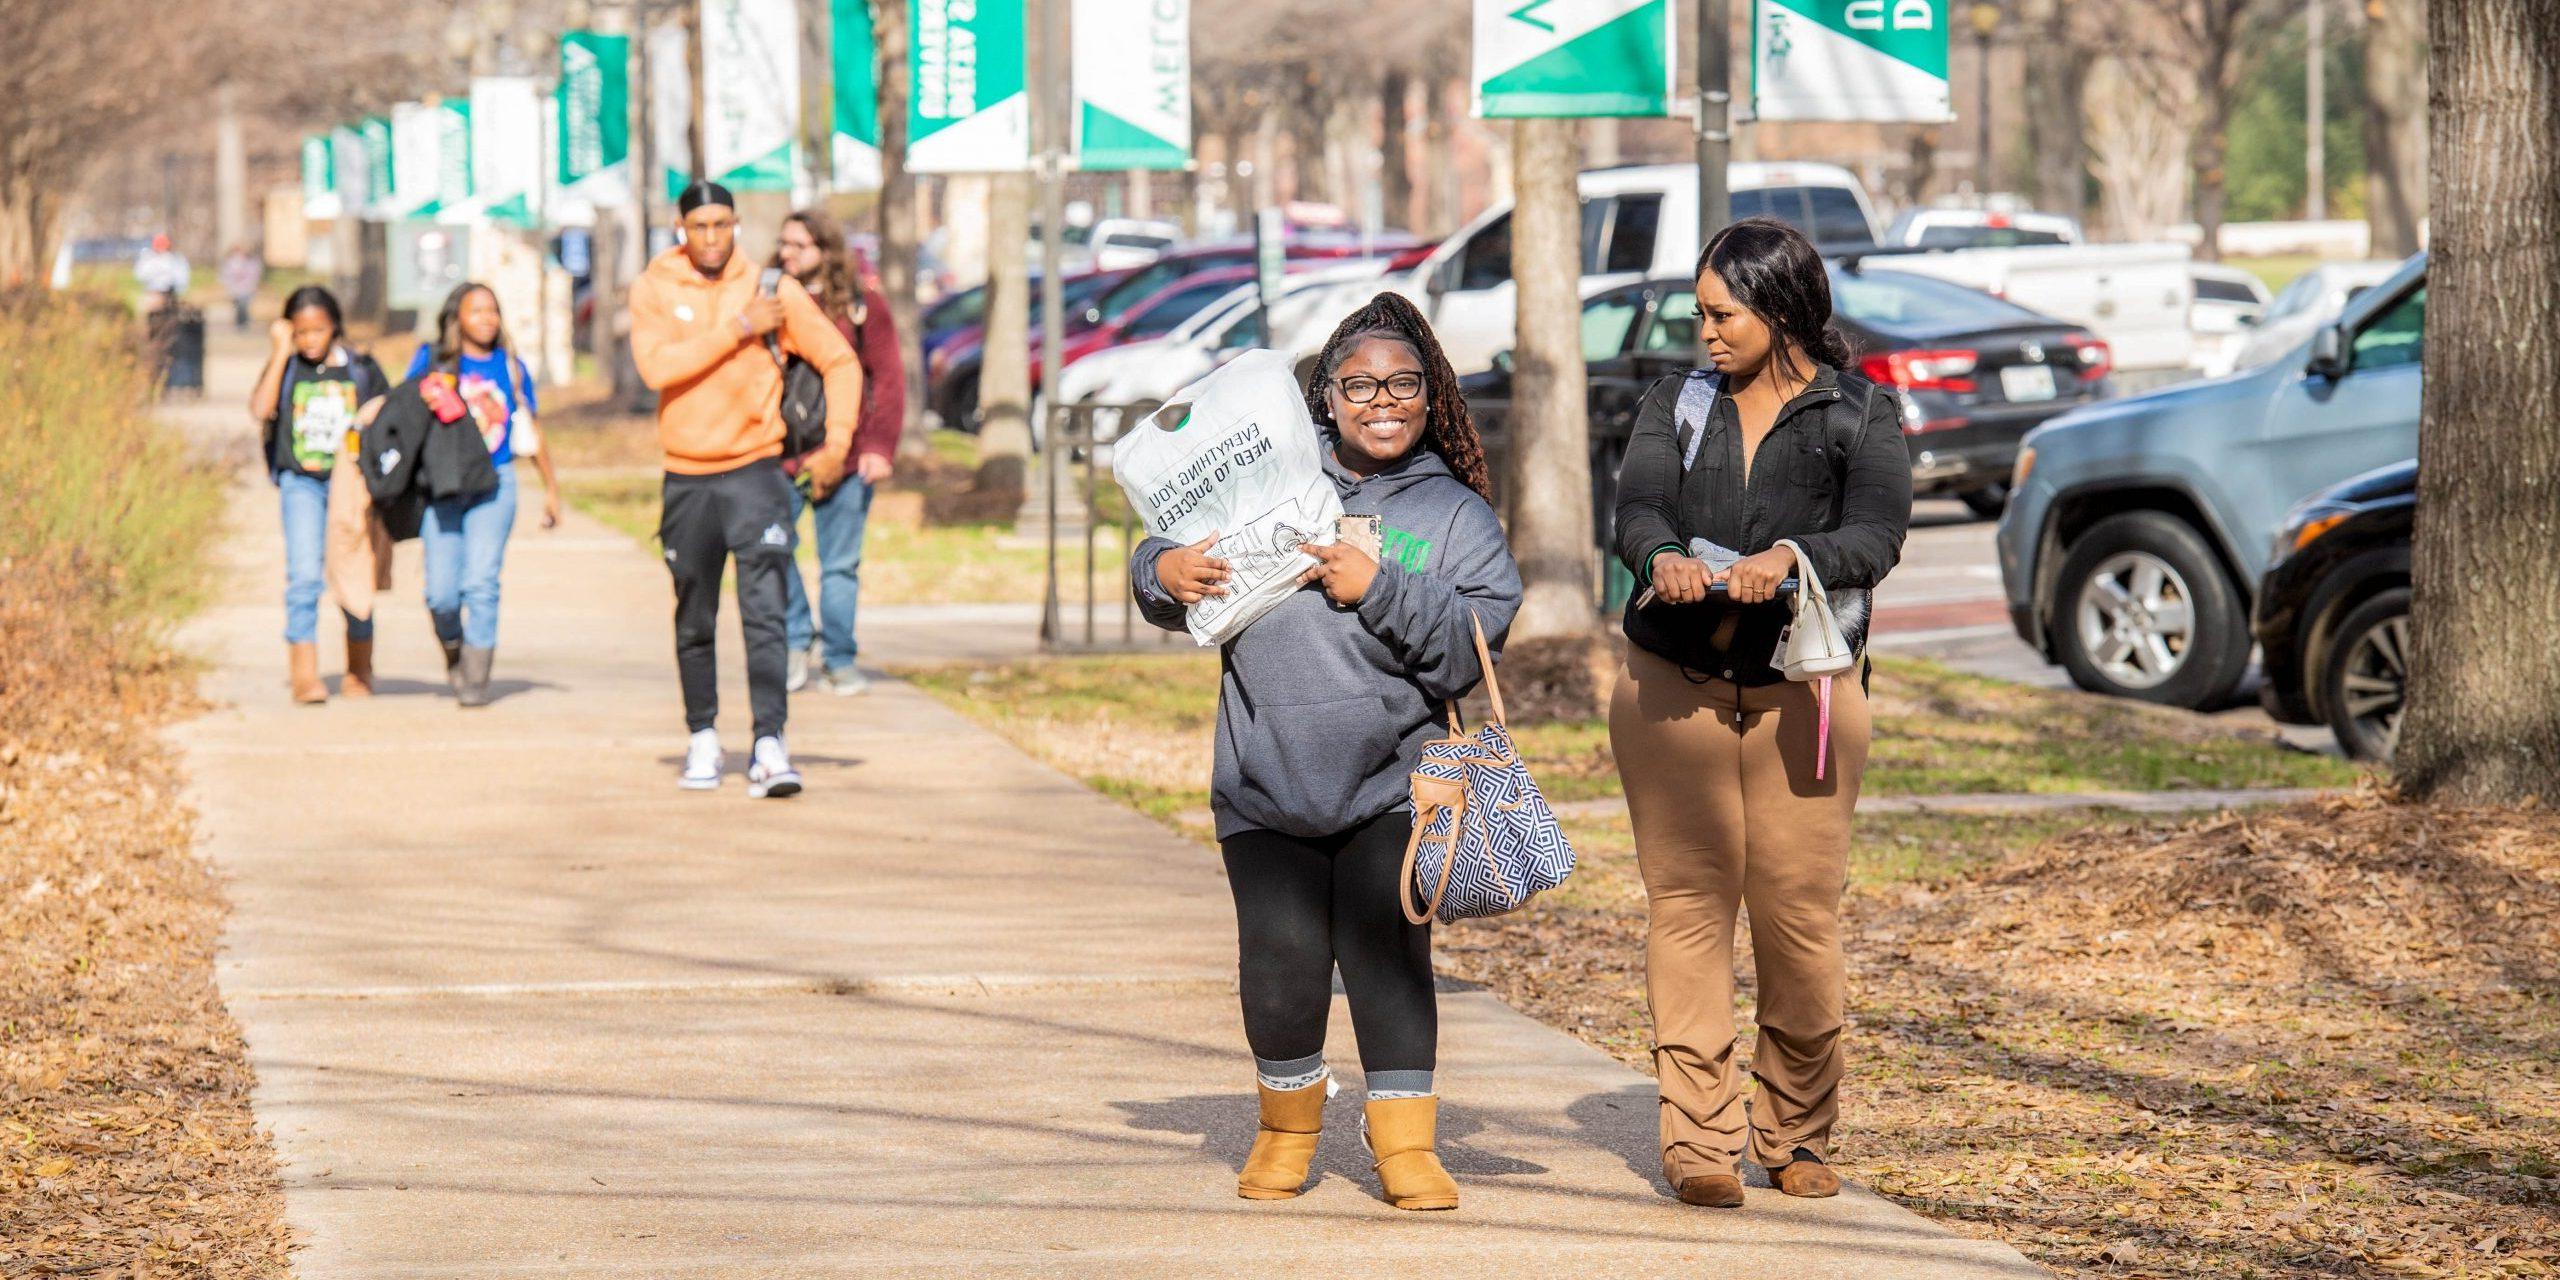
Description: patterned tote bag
xmin=1397 ymin=613 xmax=1577 ymax=925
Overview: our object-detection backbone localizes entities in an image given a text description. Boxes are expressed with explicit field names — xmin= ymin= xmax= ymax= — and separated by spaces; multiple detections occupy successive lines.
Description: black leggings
xmin=1221 ymin=811 xmax=1436 ymax=1076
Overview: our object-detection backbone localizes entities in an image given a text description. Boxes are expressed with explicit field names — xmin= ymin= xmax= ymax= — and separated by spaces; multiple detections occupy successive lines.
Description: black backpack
xmin=758 ymin=268 xmax=828 ymax=459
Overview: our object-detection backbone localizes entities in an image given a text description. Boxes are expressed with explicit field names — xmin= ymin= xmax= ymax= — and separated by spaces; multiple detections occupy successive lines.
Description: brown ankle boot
xmin=1363 ymin=1096 xmax=1458 ymax=1211
xmin=1678 ymin=1174 xmax=1746 ymax=1208
xmin=289 ymin=643 xmax=327 ymax=704
xmin=1773 ymin=1151 xmax=1840 ymax=1198
xmin=1238 ymin=1078 xmax=1327 ymax=1200
xmin=341 ymin=637 xmax=375 ymax=698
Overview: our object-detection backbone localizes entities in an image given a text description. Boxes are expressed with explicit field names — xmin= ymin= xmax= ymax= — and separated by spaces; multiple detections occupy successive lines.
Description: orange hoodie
xmin=628 ymin=246 xmax=863 ymax=475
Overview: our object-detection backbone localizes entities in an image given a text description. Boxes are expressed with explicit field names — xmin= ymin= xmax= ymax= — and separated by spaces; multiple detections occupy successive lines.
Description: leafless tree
xmin=2120 ymin=0 xmax=2294 ymax=258
xmin=2394 ymin=0 xmax=2559 ymax=804
xmin=2361 ymin=0 xmax=2428 ymax=256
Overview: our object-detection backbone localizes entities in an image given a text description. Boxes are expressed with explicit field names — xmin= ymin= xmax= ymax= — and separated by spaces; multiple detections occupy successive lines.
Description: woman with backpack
xmin=1609 ymin=218 xmax=1913 ymax=1210
xmin=400 ymin=282 xmax=562 ymax=707
xmin=248 ymin=285 xmax=388 ymax=704
xmin=771 ymin=210 xmax=904 ymax=696
xmin=1129 ymin=293 xmax=1521 ymax=1212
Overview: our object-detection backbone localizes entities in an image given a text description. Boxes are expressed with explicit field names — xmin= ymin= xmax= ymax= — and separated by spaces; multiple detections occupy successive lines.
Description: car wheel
xmin=1960 ymin=484 xmax=2010 ymax=520
xmin=2320 ymin=588 xmax=2412 ymax=762
xmin=945 ymin=372 xmax=981 ymax=433
xmin=2053 ymin=511 xmax=2251 ymax=709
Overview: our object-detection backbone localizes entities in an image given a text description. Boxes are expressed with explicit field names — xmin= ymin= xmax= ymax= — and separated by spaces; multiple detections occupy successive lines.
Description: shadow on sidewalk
xmin=1115 ymin=1091 xmax=1549 ymax=1202
xmin=343 ymin=677 xmax=565 ymax=702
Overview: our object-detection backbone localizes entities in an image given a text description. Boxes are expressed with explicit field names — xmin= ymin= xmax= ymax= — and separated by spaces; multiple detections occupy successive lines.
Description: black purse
xmin=758 ymin=268 xmax=828 ymax=460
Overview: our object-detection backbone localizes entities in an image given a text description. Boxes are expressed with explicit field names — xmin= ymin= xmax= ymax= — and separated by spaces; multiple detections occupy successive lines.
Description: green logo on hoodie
xmin=1381 ymin=527 xmax=1432 ymax=572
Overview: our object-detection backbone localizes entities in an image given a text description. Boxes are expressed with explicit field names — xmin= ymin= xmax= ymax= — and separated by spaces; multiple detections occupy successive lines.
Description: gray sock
xmin=1365 ymin=1069 xmax=1434 ymax=1100
xmin=1255 ymin=1052 xmax=1329 ymax=1093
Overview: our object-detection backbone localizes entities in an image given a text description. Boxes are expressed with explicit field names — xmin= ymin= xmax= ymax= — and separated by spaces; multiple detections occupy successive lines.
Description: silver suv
xmin=1994 ymin=254 xmax=2425 ymax=710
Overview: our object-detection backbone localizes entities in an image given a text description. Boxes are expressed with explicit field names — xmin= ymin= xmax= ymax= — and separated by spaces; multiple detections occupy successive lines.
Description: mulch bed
xmin=1443 ymin=787 xmax=2559 ymax=1278
xmin=1 ymin=560 xmax=293 ymax=1278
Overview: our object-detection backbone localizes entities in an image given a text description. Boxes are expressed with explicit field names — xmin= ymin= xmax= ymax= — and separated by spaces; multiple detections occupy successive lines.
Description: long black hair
xmin=1303 ymin=292 xmax=1493 ymax=502
xmin=1695 ymin=217 xmax=1852 ymax=383
xmin=429 ymin=281 xmax=511 ymax=371
xmin=280 ymin=284 xmax=344 ymax=341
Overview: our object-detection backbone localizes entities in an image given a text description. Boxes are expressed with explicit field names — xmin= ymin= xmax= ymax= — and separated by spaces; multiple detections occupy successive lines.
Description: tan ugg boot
xmin=1363 ymin=1096 xmax=1459 ymax=1211
xmin=1238 ymin=1079 xmax=1328 ymax=1200
xmin=289 ymin=643 xmax=327 ymax=705
xmin=341 ymin=637 xmax=375 ymax=698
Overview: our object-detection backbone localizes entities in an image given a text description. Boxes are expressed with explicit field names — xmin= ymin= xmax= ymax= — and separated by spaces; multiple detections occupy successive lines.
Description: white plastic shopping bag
xmin=1114 ymin=349 xmax=1344 ymax=646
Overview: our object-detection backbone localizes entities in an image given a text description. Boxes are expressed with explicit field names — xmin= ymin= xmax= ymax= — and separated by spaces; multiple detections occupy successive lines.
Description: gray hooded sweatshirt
xmin=1132 ymin=442 xmax=1523 ymax=841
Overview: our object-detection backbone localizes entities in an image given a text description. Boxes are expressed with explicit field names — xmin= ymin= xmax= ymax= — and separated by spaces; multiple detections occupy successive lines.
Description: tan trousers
xmin=1609 ymin=643 xmax=1870 ymax=1182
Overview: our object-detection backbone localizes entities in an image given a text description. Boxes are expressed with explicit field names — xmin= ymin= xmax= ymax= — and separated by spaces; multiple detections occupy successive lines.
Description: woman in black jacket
xmin=1609 ymin=217 xmax=1912 ymax=1210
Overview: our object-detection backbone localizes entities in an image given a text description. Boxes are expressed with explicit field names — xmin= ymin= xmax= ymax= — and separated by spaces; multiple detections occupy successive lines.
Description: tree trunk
xmin=2191 ymin=97 xmax=2232 ymax=261
xmin=2362 ymin=0 xmax=2431 ymax=256
xmin=2394 ymin=0 xmax=2560 ymax=805
xmin=872 ymin=0 xmax=929 ymax=459
xmin=1504 ymin=118 xmax=1595 ymax=645
xmin=978 ymin=171 xmax=1034 ymax=472
xmin=2019 ymin=0 xmax=2091 ymax=224
xmin=1380 ymin=69 xmax=1413 ymax=234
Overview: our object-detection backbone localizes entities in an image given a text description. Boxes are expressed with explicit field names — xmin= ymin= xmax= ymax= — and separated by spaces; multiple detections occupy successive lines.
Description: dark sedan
xmin=2253 ymin=460 xmax=2414 ymax=761
xmin=1464 ymin=266 xmax=2114 ymax=520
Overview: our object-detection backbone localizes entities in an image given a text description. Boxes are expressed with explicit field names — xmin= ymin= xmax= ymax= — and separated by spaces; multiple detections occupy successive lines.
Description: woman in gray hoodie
xmin=1130 ymin=293 xmax=1522 ymax=1212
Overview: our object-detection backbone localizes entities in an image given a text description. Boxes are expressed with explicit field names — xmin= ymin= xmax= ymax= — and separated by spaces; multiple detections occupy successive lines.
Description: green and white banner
xmin=557 ymin=29 xmax=632 ymax=205
xmin=390 ymin=103 xmax=443 ymax=217
xmin=908 ymin=0 xmax=1028 ymax=173
xmin=1750 ymin=0 xmax=1950 ymax=122
xmin=301 ymin=135 xmax=339 ymax=219
xmin=701 ymin=0 xmax=799 ymax=191
xmin=830 ymin=0 xmax=882 ymax=191
xmin=359 ymin=116 xmax=395 ymax=216
xmin=469 ymin=77 xmax=543 ymax=227
xmin=432 ymin=98 xmax=474 ymax=216
xmin=1473 ymin=0 xmax=1672 ymax=118
xmin=330 ymin=125 xmax=370 ymax=212
xmin=1072 ymin=0 xmax=1190 ymax=171
xmin=650 ymin=19 xmax=697 ymax=200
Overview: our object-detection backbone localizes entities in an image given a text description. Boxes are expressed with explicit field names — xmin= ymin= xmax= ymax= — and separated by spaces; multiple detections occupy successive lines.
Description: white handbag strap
xmin=1776 ymin=538 xmax=1829 ymax=616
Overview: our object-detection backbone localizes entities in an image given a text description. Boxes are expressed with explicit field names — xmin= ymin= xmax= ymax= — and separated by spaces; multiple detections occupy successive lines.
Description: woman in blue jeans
xmin=403 ymin=282 xmax=562 ymax=707
xmin=248 ymin=285 xmax=388 ymax=704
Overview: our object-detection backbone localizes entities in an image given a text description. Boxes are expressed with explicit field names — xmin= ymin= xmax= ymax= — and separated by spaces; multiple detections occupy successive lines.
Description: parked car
xmin=1995 ymin=253 xmax=2425 ymax=710
xmin=2253 ymin=460 xmax=2414 ymax=761
xmin=1407 ymin=161 xmax=1887 ymax=374
xmin=1850 ymin=240 xmax=2196 ymax=379
xmin=1884 ymin=207 xmax=2082 ymax=249
xmin=2188 ymin=263 xmax=2273 ymax=378
xmin=2232 ymin=259 xmax=2402 ymax=373
xmin=1058 ymin=217 xmax=1182 ymax=272
xmin=1465 ymin=265 xmax=2110 ymax=519
xmin=930 ymin=267 xmax=1261 ymax=427
xmin=922 ymin=268 xmax=1131 ymax=367
xmin=1050 ymin=261 xmax=1401 ymax=409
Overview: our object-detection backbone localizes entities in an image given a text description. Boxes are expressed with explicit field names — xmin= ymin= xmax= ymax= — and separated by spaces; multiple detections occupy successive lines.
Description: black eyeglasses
xmin=1334 ymin=373 xmax=1425 ymax=404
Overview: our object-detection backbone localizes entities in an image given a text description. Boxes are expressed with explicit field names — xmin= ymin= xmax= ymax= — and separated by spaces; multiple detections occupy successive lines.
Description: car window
xmin=2350 ymin=285 xmax=2423 ymax=372
xmin=1604 ymin=194 xmax=1662 ymax=274
xmin=1915 ymin=225 xmax=2069 ymax=249
xmin=927 ymin=287 xmax=987 ymax=331
xmin=2262 ymin=273 xmax=2321 ymax=323
xmin=1125 ymin=279 xmax=1237 ymax=338
xmin=1732 ymin=185 xmax=1871 ymax=246
xmin=1642 ymin=289 xmax=1700 ymax=353
xmin=1455 ymin=212 xmax=1514 ymax=292
xmin=1830 ymin=268 xmax=2044 ymax=332
xmin=1579 ymin=198 xmax=1611 ymax=275
xmin=2193 ymin=276 xmax=2263 ymax=304
xmin=1215 ymin=309 xmax=1262 ymax=350
xmin=1581 ymin=287 xmax=1644 ymax=362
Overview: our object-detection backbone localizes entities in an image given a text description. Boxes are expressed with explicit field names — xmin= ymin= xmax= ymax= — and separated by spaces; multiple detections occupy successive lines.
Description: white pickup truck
xmin=1851 ymin=241 xmax=2198 ymax=378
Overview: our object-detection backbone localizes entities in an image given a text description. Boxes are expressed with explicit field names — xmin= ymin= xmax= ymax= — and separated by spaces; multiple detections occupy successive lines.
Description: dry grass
xmin=0 ymin=297 xmax=291 ymax=1276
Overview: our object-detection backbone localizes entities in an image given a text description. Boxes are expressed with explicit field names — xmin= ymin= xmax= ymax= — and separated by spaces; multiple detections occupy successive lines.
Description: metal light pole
xmin=2306 ymin=0 xmax=2327 ymax=220
xmin=1969 ymin=4 xmax=1999 ymax=196
xmin=1695 ymin=0 xmax=1731 ymax=247
xmin=1036 ymin=0 xmax=1071 ymax=636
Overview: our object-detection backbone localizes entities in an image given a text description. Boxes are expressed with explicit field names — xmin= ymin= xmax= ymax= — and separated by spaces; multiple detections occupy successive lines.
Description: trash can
xmin=154 ymin=302 xmax=205 ymax=397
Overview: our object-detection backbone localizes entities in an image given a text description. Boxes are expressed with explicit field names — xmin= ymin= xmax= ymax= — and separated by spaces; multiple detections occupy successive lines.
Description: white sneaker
xmin=823 ymin=666 xmax=871 ymax=697
xmin=746 ymin=736 xmax=802 ymax=799
xmin=786 ymin=648 xmax=811 ymax=693
xmin=680 ymin=729 xmax=723 ymax=790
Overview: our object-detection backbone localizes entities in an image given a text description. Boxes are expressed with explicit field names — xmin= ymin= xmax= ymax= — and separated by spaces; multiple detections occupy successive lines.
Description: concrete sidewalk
xmin=172 ymin=336 xmax=2041 ymax=1277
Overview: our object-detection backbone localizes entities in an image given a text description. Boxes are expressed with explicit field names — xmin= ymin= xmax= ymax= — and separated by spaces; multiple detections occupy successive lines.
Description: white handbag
xmin=1775 ymin=538 xmax=1856 ymax=780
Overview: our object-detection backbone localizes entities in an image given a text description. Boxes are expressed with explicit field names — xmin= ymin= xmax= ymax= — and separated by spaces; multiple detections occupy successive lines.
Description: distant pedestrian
xmin=628 ymin=182 xmax=863 ymax=797
xmin=1608 ymin=217 xmax=1913 ymax=1210
xmin=246 ymin=285 xmax=389 ymax=704
xmin=398 ymin=283 xmax=563 ymax=708
xmin=1129 ymin=292 xmax=1520 ymax=1212
xmin=770 ymin=209 xmax=905 ymax=696
xmin=134 ymin=234 xmax=189 ymax=303
xmin=219 ymin=245 xmax=263 ymax=331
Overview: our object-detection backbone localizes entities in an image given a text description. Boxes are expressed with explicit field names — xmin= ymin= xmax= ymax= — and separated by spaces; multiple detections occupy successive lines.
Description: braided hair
xmin=1303 ymin=292 xmax=1494 ymax=502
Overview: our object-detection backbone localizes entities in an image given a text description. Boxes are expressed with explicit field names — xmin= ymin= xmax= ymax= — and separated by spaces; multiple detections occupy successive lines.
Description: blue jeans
xmin=278 ymin=469 xmax=371 ymax=646
xmin=784 ymin=475 xmax=874 ymax=671
xmin=422 ymin=467 xmax=519 ymax=650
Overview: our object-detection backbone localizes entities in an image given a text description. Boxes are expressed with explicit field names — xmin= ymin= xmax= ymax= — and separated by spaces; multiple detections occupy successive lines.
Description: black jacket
xmin=1613 ymin=365 xmax=1913 ymax=684
xmin=361 ymin=376 xmax=501 ymax=521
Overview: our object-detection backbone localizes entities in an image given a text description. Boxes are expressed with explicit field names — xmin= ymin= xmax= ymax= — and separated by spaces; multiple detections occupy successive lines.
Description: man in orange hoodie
xmin=630 ymin=182 xmax=863 ymax=798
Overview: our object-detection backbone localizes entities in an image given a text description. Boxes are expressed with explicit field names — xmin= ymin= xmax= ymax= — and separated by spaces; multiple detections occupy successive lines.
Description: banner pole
xmin=1697 ymin=0 xmax=1731 ymax=249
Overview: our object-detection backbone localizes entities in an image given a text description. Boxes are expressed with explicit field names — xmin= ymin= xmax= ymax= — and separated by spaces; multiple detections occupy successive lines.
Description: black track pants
xmin=660 ymin=459 xmax=793 ymax=741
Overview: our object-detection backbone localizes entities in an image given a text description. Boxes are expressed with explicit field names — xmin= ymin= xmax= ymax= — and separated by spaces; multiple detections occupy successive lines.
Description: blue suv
xmin=1995 ymin=254 xmax=2425 ymax=710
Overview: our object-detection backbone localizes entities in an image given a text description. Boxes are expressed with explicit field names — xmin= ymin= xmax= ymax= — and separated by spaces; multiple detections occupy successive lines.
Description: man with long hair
xmin=628 ymin=182 xmax=864 ymax=797
xmin=770 ymin=209 xmax=905 ymax=695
